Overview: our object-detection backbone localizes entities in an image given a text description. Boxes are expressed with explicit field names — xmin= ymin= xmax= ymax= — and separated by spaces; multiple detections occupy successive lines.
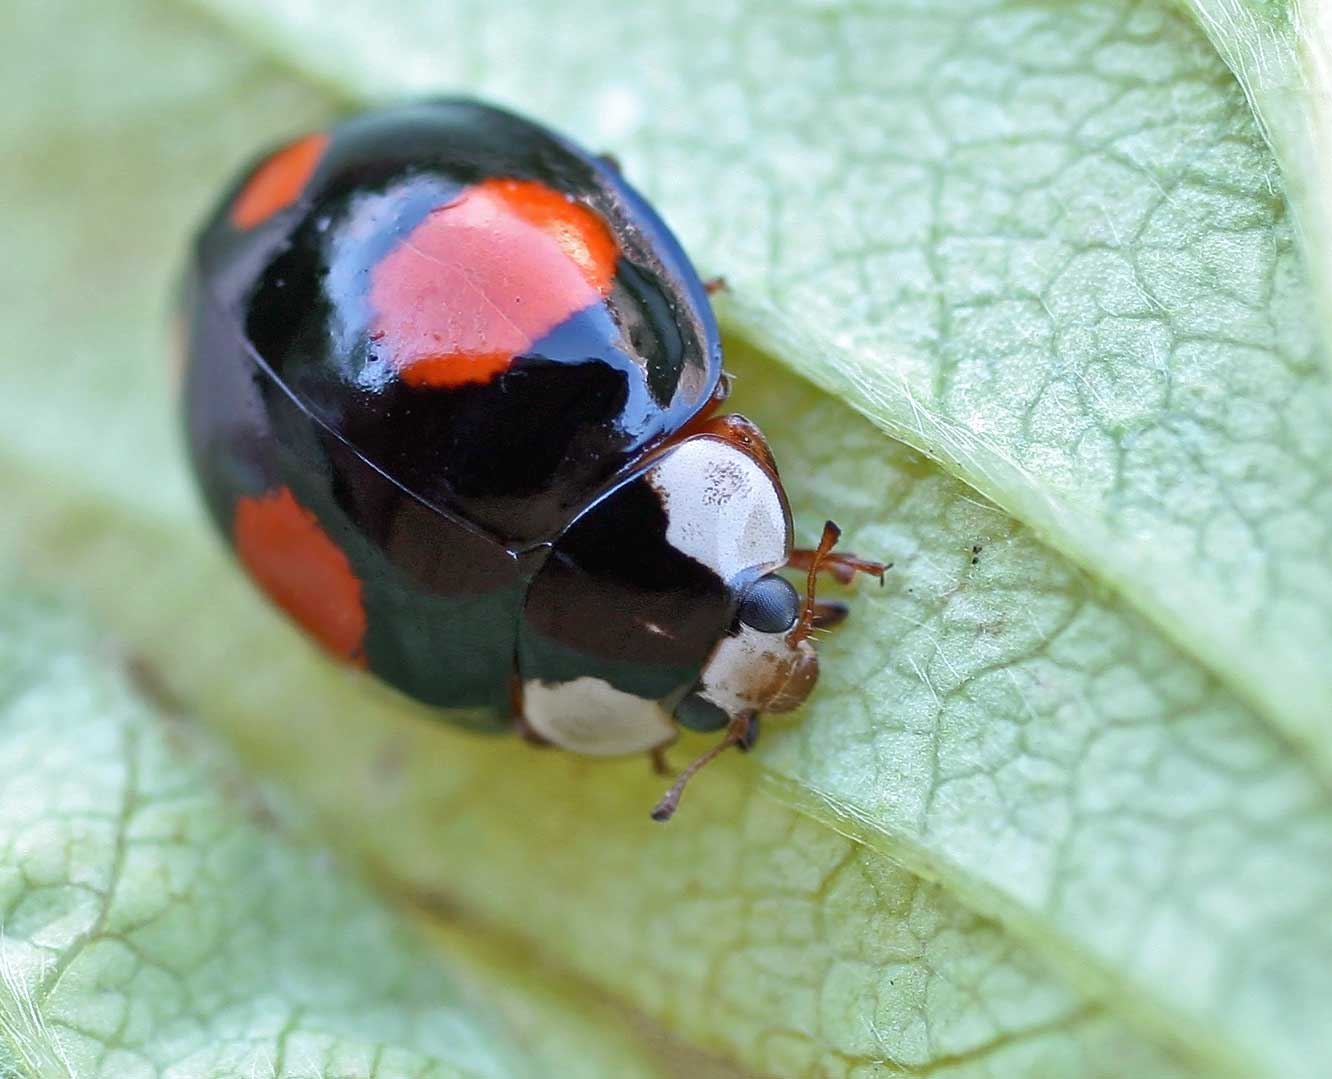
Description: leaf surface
xmin=0 ymin=595 xmax=665 ymax=1079
xmin=3 ymin=0 xmax=1331 ymax=1075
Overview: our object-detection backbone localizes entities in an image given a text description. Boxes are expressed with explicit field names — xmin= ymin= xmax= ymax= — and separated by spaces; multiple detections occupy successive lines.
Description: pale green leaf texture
xmin=2 ymin=0 xmax=1331 ymax=1076
xmin=0 ymin=595 xmax=664 ymax=1079
xmin=741 ymin=352 xmax=1332 ymax=1076
xmin=1184 ymin=0 xmax=1332 ymax=377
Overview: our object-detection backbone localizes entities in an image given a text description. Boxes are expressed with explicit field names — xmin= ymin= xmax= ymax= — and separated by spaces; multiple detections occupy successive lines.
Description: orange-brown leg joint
xmin=787 ymin=542 xmax=889 ymax=586
xmin=651 ymin=711 xmax=757 ymax=822
xmin=788 ymin=521 xmax=842 ymax=646
xmin=788 ymin=519 xmax=888 ymax=647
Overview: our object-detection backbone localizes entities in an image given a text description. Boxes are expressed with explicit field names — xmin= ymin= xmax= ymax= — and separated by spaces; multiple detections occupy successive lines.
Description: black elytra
xmin=180 ymin=98 xmax=881 ymax=818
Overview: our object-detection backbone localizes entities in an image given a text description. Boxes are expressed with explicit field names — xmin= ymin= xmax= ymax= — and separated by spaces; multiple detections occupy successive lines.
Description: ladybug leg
xmin=737 ymin=713 xmax=760 ymax=751
xmin=703 ymin=275 xmax=728 ymax=295
xmin=650 ymin=744 xmax=673 ymax=777
xmin=787 ymin=538 xmax=889 ymax=587
xmin=651 ymin=711 xmax=758 ymax=822
xmin=790 ymin=521 xmax=889 ymax=645
xmin=597 ymin=152 xmax=622 ymax=173
xmin=809 ymin=599 xmax=850 ymax=631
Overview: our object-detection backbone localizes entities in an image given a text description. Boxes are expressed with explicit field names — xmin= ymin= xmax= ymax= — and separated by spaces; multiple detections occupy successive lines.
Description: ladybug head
xmin=639 ymin=422 xmax=826 ymax=732
xmin=653 ymin=563 xmax=821 ymax=823
xmin=683 ymin=572 xmax=820 ymax=725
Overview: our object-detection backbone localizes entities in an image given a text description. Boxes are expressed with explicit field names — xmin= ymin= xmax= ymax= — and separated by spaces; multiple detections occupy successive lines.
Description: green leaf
xmin=2 ymin=0 xmax=1331 ymax=1075
xmin=0 ymin=594 xmax=666 ymax=1079
xmin=1183 ymin=0 xmax=1332 ymax=376
xmin=739 ymin=345 xmax=1332 ymax=1078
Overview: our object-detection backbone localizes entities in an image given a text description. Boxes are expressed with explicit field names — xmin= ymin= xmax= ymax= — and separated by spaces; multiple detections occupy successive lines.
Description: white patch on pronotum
xmin=524 ymin=676 xmax=676 ymax=755
xmin=646 ymin=437 xmax=789 ymax=583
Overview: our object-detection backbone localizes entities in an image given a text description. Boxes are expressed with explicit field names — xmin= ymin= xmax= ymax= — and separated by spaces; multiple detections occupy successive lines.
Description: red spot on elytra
xmin=230 ymin=132 xmax=330 ymax=230
xmin=233 ymin=487 xmax=366 ymax=665
xmin=369 ymin=177 xmax=618 ymax=388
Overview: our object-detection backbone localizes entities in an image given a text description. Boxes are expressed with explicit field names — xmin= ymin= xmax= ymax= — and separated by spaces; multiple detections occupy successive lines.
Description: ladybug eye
xmin=736 ymin=574 xmax=800 ymax=634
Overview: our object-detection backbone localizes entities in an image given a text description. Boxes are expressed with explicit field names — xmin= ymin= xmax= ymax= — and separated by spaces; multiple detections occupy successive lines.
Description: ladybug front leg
xmin=651 ymin=711 xmax=758 ymax=822
xmin=808 ymin=599 xmax=850 ymax=631
xmin=787 ymin=538 xmax=890 ymax=586
xmin=788 ymin=521 xmax=888 ymax=645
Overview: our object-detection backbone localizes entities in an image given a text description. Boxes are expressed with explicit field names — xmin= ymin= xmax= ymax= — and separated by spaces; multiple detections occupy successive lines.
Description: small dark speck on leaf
xmin=124 ymin=653 xmax=186 ymax=717
xmin=407 ymin=884 xmax=467 ymax=923
xmin=373 ymin=736 xmax=410 ymax=787
xmin=219 ymin=772 xmax=283 ymax=832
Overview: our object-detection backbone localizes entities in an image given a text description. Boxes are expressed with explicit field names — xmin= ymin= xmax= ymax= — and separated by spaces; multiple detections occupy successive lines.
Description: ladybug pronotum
xmin=180 ymin=99 xmax=884 ymax=820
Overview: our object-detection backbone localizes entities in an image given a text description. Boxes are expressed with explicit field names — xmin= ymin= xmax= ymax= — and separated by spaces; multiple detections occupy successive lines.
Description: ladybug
xmin=180 ymin=100 xmax=884 ymax=820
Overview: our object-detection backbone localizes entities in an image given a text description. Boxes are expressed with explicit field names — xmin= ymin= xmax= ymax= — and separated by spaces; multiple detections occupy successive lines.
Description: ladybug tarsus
xmin=650 ymin=712 xmax=758 ymax=822
xmin=787 ymin=541 xmax=889 ymax=587
xmin=810 ymin=599 xmax=851 ymax=631
xmin=788 ymin=521 xmax=844 ymax=647
xmin=650 ymin=744 xmax=673 ymax=777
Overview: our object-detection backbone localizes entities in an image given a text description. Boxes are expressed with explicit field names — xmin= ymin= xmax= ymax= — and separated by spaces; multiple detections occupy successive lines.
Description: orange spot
xmin=233 ymin=487 xmax=366 ymax=665
xmin=230 ymin=132 xmax=330 ymax=230
xmin=369 ymin=177 xmax=618 ymax=388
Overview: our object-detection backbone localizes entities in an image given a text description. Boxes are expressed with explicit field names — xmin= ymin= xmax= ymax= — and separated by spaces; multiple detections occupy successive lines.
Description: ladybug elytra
xmin=180 ymin=99 xmax=883 ymax=820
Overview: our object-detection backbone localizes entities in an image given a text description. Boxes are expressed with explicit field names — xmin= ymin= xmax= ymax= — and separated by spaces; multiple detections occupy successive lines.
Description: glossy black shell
xmin=182 ymin=99 xmax=726 ymax=721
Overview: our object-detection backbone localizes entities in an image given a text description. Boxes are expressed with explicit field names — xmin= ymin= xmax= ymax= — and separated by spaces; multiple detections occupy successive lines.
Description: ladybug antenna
xmin=788 ymin=520 xmax=842 ymax=646
xmin=651 ymin=712 xmax=758 ymax=822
